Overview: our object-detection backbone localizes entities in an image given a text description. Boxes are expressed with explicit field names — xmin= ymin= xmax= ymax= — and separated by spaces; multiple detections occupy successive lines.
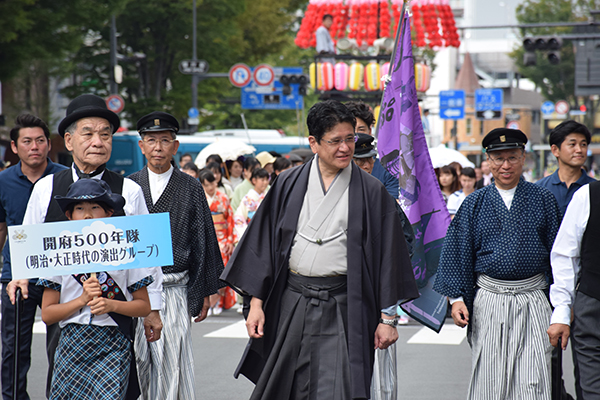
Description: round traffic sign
xmin=555 ymin=100 xmax=570 ymax=115
xmin=541 ymin=101 xmax=555 ymax=115
xmin=188 ymin=107 xmax=199 ymax=119
xmin=506 ymin=121 xmax=520 ymax=130
xmin=229 ymin=63 xmax=252 ymax=88
xmin=253 ymin=64 xmax=275 ymax=87
xmin=106 ymin=94 xmax=125 ymax=114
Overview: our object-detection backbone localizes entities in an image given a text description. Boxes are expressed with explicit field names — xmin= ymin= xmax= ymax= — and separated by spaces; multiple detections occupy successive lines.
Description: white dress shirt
xmin=549 ymin=183 xmax=591 ymax=326
xmin=23 ymin=165 xmax=163 ymax=310
xmin=147 ymin=164 xmax=174 ymax=205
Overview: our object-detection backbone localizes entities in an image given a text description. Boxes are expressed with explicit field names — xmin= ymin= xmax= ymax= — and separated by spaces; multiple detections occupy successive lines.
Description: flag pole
xmin=374 ymin=0 xmax=410 ymax=140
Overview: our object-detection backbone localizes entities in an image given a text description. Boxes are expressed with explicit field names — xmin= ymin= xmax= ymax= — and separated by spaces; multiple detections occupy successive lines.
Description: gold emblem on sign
xmin=154 ymin=119 xmax=160 ymax=126
xmin=12 ymin=230 xmax=27 ymax=241
xmin=500 ymin=135 xmax=506 ymax=142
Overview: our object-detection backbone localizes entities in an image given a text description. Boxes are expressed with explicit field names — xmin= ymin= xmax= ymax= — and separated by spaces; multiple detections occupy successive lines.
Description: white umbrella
xmin=428 ymin=144 xmax=475 ymax=169
xmin=195 ymin=139 xmax=256 ymax=168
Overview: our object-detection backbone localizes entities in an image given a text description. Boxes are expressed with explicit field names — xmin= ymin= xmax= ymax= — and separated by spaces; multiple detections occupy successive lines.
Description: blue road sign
xmin=188 ymin=107 xmax=199 ymax=118
xmin=241 ymin=67 xmax=304 ymax=110
xmin=475 ymin=88 xmax=503 ymax=120
xmin=541 ymin=101 xmax=555 ymax=115
xmin=439 ymin=90 xmax=465 ymax=120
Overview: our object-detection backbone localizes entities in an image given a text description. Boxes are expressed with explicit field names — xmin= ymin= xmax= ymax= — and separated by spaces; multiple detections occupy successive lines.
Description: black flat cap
xmin=482 ymin=128 xmax=527 ymax=152
xmin=354 ymin=133 xmax=377 ymax=158
xmin=58 ymin=94 xmax=120 ymax=137
xmin=137 ymin=111 xmax=179 ymax=134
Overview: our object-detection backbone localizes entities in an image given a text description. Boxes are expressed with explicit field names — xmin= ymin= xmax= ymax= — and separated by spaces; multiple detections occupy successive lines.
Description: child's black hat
xmin=54 ymin=179 xmax=126 ymax=215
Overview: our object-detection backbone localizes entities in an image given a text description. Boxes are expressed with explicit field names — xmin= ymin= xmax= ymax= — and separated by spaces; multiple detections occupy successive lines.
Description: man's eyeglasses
xmin=353 ymin=157 xmax=374 ymax=166
xmin=143 ymin=137 xmax=176 ymax=147
xmin=487 ymin=155 xmax=522 ymax=166
xmin=322 ymin=135 xmax=357 ymax=147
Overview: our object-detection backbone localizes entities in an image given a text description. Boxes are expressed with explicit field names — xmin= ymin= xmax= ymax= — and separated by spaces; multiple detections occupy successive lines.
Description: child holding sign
xmin=38 ymin=179 xmax=153 ymax=400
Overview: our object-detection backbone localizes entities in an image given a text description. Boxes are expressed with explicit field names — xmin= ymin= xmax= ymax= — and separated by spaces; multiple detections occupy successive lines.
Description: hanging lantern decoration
xmin=411 ymin=2 xmax=427 ymax=47
xmin=348 ymin=62 xmax=364 ymax=91
xmin=438 ymin=0 xmax=460 ymax=47
xmin=380 ymin=62 xmax=390 ymax=90
xmin=356 ymin=0 xmax=369 ymax=47
xmin=364 ymin=61 xmax=381 ymax=91
xmin=295 ymin=0 xmax=323 ymax=49
xmin=347 ymin=0 xmax=361 ymax=41
xmin=318 ymin=62 xmax=335 ymax=91
xmin=379 ymin=0 xmax=391 ymax=38
xmin=334 ymin=62 xmax=349 ymax=90
xmin=296 ymin=0 xmax=459 ymax=51
xmin=309 ymin=62 xmax=318 ymax=89
xmin=414 ymin=62 xmax=431 ymax=92
xmin=365 ymin=0 xmax=379 ymax=46
xmin=391 ymin=0 xmax=404 ymax=39
xmin=331 ymin=0 xmax=350 ymax=41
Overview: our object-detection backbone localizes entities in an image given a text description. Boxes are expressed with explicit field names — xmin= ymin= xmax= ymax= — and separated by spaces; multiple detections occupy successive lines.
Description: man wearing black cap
xmin=434 ymin=128 xmax=561 ymax=400
xmin=345 ymin=101 xmax=400 ymax=200
xmin=128 ymin=111 xmax=224 ymax=399
xmin=15 ymin=94 xmax=163 ymax=399
xmin=354 ymin=133 xmax=416 ymax=399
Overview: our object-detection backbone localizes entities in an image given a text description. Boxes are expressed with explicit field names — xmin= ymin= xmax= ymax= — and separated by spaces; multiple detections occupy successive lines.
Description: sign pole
xmin=191 ymin=0 xmax=198 ymax=112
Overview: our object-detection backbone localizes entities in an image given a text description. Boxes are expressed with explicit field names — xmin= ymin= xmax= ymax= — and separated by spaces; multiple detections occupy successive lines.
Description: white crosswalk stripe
xmin=407 ymin=324 xmax=466 ymax=345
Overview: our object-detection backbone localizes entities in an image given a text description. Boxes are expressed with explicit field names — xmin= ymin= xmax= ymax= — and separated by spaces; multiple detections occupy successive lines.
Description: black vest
xmin=43 ymin=168 xmax=140 ymax=399
xmin=579 ymin=181 xmax=600 ymax=300
xmin=44 ymin=168 xmax=125 ymax=222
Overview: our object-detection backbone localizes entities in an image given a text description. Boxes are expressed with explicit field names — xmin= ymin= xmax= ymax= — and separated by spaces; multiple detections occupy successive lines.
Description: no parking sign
xmin=229 ymin=64 xmax=252 ymax=88
xmin=106 ymin=95 xmax=125 ymax=114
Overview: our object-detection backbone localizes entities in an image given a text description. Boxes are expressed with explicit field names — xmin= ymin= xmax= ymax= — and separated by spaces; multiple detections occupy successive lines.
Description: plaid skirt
xmin=50 ymin=323 xmax=131 ymax=400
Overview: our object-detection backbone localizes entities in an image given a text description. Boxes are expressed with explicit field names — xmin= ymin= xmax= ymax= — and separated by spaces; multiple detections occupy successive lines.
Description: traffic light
xmin=280 ymin=74 xmax=308 ymax=96
xmin=522 ymin=36 xmax=562 ymax=66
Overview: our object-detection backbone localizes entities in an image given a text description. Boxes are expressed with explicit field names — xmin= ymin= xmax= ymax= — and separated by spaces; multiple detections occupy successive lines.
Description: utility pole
xmin=109 ymin=15 xmax=118 ymax=95
xmin=191 ymin=0 xmax=198 ymax=111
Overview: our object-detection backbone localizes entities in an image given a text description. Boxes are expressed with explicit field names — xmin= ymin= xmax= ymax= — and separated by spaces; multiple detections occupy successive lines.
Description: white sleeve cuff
xmin=550 ymin=305 xmax=571 ymax=326
xmin=148 ymin=289 xmax=162 ymax=310
xmin=449 ymin=296 xmax=464 ymax=305
xmin=146 ymin=267 xmax=163 ymax=310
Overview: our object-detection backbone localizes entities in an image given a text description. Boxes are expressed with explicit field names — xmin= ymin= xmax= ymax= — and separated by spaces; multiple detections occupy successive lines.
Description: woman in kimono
xmin=234 ymin=168 xmax=270 ymax=239
xmin=199 ymin=168 xmax=237 ymax=315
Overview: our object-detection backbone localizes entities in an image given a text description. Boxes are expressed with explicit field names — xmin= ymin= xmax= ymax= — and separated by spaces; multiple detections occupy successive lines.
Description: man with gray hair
xmin=129 ymin=111 xmax=223 ymax=399
xmin=13 ymin=94 xmax=163 ymax=399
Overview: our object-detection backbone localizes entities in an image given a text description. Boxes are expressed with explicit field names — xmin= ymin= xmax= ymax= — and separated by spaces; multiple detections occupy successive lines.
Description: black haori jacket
xmin=221 ymin=158 xmax=419 ymax=399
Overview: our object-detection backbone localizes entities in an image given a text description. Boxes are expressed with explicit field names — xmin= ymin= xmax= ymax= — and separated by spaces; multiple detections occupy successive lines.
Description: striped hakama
xmin=370 ymin=345 xmax=397 ymax=400
xmin=50 ymin=324 xmax=131 ymax=400
xmin=135 ymin=272 xmax=194 ymax=400
xmin=468 ymin=274 xmax=552 ymax=400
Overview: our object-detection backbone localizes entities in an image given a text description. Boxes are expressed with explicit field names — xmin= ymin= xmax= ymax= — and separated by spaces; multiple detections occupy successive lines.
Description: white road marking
xmin=204 ymin=319 xmax=248 ymax=339
xmin=33 ymin=320 xmax=46 ymax=334
xmin=407 ymin=324 xmax=466 ymax=345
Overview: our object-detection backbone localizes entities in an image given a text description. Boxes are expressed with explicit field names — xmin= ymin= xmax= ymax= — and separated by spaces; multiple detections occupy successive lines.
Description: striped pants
xmin=468 ymin=274 xmax=552 ymax=400
xmin=135 ymin=272 xmax=195 ymax=400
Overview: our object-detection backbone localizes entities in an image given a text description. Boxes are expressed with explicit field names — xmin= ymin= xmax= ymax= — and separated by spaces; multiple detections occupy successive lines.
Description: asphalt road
xmin=3 ymin=308 xmax=576 ymax=399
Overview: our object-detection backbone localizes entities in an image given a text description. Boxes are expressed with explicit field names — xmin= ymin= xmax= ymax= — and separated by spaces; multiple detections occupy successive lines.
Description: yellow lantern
xmin=415 ymin=63 xmax=431 ymax=92
xmin=364 ymin=61 xmax=381 ymax=92
xmin=348 ymin=62 xmax=364 ymax=91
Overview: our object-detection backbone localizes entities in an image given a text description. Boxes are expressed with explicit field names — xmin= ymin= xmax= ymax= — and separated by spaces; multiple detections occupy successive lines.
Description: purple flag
xmin=376 ymin=14 xmax=451 ymax=333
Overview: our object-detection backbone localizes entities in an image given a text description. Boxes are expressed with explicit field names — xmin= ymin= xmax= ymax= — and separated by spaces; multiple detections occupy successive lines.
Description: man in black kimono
xmin=129 ymin=111 xmax=224 ymax=399
xmin=221 ymin=100 xmax=418 ymax=400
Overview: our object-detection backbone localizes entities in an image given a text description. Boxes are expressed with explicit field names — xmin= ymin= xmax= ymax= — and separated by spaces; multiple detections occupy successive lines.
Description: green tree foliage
xmin=0 ymin=0 xmax=128 ymax=82
xmin=511 ymin=0 xmax=600 ymax=103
